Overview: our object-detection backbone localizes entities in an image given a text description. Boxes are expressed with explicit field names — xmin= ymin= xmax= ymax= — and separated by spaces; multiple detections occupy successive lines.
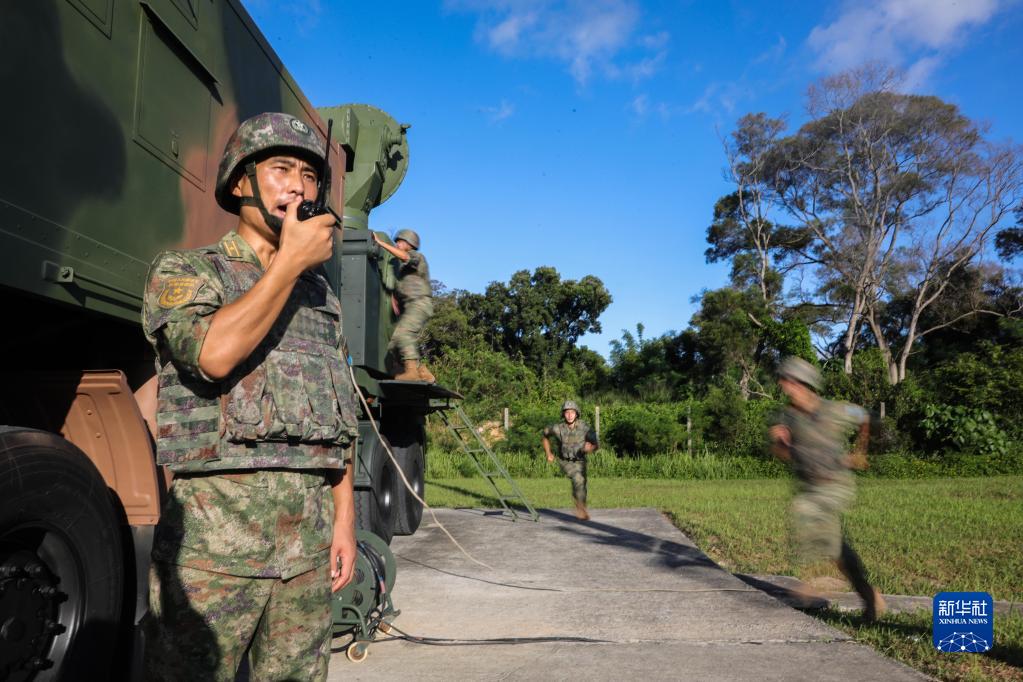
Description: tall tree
xmin=995 ymin=205 xmax=1023 ymax=261
xmin=708 ymin=113 xmax=809 ymax=306
xmin=769 ymin=65 xmax=1023 ymax=381
xmin=460 ymin=266 xmax=612 ymax=376
xmin=608 ymin=324 xmax=688 ymax=400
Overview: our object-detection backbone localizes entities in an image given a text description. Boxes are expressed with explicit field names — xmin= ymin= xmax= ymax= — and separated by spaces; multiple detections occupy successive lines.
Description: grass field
xmin=424 ymin=475 xmax=1023 ymax=681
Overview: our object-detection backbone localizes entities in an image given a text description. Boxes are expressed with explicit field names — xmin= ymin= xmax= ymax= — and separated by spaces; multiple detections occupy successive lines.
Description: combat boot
xmin=863 ymin=587 xmax=887 ymax=623
xmin=574 ymin=500 xmax=590 ymax=521
xmin=416 ymin=362 xmax=436 ymax=383
xmin=838 ymin=541 xmax=886 ymax=622
xmin=394 ymin=360 xmax=422 ymax=381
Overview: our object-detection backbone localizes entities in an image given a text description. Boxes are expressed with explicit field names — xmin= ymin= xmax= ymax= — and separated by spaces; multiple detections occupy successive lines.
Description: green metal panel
xmin=0 ymin=0 xmax=342 ymax=323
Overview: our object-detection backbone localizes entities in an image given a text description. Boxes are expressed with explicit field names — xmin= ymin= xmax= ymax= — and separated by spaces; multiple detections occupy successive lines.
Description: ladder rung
xmin=433 ymin=406 xmax=539 ymax=522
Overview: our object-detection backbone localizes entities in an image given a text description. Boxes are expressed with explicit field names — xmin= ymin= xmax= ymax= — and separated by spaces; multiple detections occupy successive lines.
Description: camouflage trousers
xmin=389 ymin=297 xmax=434 ymax=361
xmin=557 ymin=457 xmax=587 ymax=505
xmin=144 ymin=561 xmax=332 ymax=681
xmin=790 ymin=480 xmax=855 ymax=563
xmin=143 ymin=470 xmax=335 ymax=680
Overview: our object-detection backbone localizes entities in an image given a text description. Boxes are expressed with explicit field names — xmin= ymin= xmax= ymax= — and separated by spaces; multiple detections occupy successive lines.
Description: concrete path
xmin=327 ymin=508 xmax=929 ymax=681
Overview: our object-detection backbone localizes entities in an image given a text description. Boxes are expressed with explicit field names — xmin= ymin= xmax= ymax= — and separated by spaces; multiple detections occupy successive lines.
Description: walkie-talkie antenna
xmin=298 ymin=117 xmax=341 ymax=223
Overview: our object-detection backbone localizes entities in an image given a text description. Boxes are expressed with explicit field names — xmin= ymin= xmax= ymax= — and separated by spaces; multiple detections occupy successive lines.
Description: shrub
xmin=604 ymin=403 xmax=687 ymax=456
xmin=925 ymin=343 xmax=1023 ymax=436
xmin=702 ymin=380 xmax=744 ymax=448
xmin=919 ymin=404 xmax=1010 ymax=457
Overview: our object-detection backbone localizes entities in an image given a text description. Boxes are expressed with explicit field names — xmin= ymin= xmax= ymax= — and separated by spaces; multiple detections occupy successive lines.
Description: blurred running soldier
xmin=542 ymin=400 xmax=598 ymax=520
xmin=373 ymin=229 xmax=435 ymax=382
xmin=768 ymin=356 xmax=886 ymax=621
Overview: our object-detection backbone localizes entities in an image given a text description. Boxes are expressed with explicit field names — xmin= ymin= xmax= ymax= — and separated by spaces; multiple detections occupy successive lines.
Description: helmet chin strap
xmin=239 ymin=162 xmax=284 ymax=233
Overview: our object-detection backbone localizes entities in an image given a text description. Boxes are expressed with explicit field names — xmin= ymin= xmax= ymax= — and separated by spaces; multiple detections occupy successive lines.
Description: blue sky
xmin=241 ymin=0 xmax=1023 ymax=358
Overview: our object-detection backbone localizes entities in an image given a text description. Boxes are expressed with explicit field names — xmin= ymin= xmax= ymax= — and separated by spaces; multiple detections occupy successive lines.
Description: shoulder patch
xmin=158 ymin=276 xmax=203 ymax=308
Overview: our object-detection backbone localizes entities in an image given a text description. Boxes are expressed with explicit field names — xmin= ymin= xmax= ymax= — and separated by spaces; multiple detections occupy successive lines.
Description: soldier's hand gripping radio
xmin=297 ymin=118 xmax=343 ymax=225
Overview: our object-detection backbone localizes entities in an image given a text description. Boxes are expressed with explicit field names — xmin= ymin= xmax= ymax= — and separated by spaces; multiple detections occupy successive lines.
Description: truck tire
xmin=392 ymin=440 xmax=424 ymax=536
xmin=0 ymin=427 xmax=124 ymax=682
xmin=354 ymin=436 xmax=396 ymax=544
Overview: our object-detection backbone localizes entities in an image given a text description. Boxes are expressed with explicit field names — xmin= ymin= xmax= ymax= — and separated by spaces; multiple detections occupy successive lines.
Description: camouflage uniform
xmin=387 ymin=248 xmax=433 ymax=361
xmin=777 ymin=399 xmax=866 ymax=563
xmin=142 ymin=230 xmax=359 ymax=680
xmin=543 ymin=420 xmax=598 ymax=505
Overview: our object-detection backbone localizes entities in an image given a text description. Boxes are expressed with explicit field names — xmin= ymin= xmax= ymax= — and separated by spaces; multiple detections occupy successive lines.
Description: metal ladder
xmin=434 ymin=405 xmax=539 ymax=522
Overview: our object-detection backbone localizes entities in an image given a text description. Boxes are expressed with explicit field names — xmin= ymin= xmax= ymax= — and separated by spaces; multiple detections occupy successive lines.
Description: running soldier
xmin=768 ymin=356 xmax=886 ymax=621
xmin=542 ymin=400 xmax=598 ymax=520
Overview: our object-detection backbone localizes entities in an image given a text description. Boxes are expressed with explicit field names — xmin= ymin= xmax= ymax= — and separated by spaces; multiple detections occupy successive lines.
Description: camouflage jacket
xmin=142 ymin=231 xmax=360 ymax=473
xmin=776 ymin=399 xmax=867 ymax=485
xmin=543 ymin=420 xmax=598 ymax=461
xmin=395 ymin=249 xmax=431 ymax=303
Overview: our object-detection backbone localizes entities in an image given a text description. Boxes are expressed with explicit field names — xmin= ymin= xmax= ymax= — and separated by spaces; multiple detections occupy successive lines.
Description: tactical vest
xmin=154 ymin=245 xmax=358 ymax=473
xmin=548 ymin=421 xmax=593 ymax=461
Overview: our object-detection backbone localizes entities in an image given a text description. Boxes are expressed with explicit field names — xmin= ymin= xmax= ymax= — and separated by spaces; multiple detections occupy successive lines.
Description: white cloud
xmin=630 ymin=94 xmax=649 ymax=116
xmin=479 ymin=99 xmax=516 ymax=123
xmin=639 ymin=31 xmax=670 ymax=50
xmin=753 ymin=35 xmax=787 ymax=65
xmin=447 ymin=0 xmax=666 ymax=85
xmin=807 ymin=0 xmax=1001 ymax=88
xmin=605 ymin=49 xmax=668 ymax=83
xmin=685 ymin=81 xmax=746 ymax=116
xmin=902 ymin=55 xmax=942 ymax=91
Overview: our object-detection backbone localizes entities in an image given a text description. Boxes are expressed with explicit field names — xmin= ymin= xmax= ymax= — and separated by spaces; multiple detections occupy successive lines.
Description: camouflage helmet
xmin=562 ymin=400 xmax=580 ymax=414
xmin=778 ymin=356 xmax=822 ymax=392
xmin=215 ymin=112 xmax=326 ymax=214
xmin=394 ymin=229 xmax=420 ymax=250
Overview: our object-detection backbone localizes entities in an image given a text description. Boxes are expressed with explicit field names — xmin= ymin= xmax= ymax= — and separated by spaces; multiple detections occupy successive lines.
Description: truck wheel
xmin=392 ymin=441 xmax=424 ymax=536
xmin=0 ymin=428 xmax=124 ymax=682
xmin=354 ymin=436 xmax=396 ymax=544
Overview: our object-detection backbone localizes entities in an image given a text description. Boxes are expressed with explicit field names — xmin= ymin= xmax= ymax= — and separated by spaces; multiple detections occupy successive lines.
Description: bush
xmin=863 ymin=447 xmax=1023 ymax=478
xmin=924 ymin=343 xmax=1023 ymax=436
xmin=604 ymin=403 xmax=687 ymax=456
xmin=432 ymin=345 xmax=538 ymax=421
xmin=919 ymin=404 xmax=1010 ymax=457
xmin=499 ymin=401 xmax=561 ymax=454
xmin=702 ymin=380 xmax=744 ymax=447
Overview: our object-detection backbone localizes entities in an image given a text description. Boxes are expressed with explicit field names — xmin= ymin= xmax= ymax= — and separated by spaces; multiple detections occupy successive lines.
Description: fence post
xmin=686 ymin=403 xmax=692 ymax=456
xmin=503 ymin=407 xmax=510 ymax=431
xmin=594 ymin=405 xmax=600 ymax=438
xmin=879 ymin=401 xmax=886 ymax=420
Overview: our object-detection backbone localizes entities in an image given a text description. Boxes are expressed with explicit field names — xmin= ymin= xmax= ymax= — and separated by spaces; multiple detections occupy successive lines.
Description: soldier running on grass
xmin=768 ymin=356 xmax=886 ymax=621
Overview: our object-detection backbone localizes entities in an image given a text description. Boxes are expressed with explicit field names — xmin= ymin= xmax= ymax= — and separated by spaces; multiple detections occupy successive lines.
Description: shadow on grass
xmin=813 ymin=608 xmax=1023 ymax=673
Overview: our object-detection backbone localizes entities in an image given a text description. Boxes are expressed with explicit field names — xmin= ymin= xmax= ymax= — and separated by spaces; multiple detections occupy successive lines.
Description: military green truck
xmin=0 ymin=1 xmax=451 ymax=678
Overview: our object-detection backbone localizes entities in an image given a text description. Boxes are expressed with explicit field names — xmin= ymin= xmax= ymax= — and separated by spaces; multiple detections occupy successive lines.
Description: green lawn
xmin=425 ymin=475 xmax=1023 ymax=682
